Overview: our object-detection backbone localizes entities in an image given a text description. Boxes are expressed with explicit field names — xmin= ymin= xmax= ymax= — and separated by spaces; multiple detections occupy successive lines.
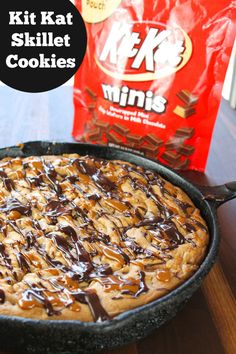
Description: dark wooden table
xmin=0 ymin=86 xmax=235 ymax=354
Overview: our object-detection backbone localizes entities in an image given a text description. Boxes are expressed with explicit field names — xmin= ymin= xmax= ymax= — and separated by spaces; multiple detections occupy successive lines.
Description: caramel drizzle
xmin=0 ymin=198 xmax=31 ymax=216
xmin=20 ymin=286 xmax=57 ymax=316
xmin=45 ymin=277 xmax=110 ymax=321
xmin=94 ymin=272 xmax=147 ymax=297
xmin=0 ymin=156 xmax=207 ymax=321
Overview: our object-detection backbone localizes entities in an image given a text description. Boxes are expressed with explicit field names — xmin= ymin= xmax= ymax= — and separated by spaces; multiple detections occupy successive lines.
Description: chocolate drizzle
xmin=135 ymin=271 xmax=148 ymax=297
xmin=0 ymin=289 xmax=5 ymax=304
xmin=60 ymin=226 xmax=94 ymax=278
xmin=185 ymin=223 xmax=196 ymax=233
xmin=175 ymin=199 xmax=192 ymax=213
xmin=72 ymin=290 xmax=110 ymax=322
xmin=25 ymin=231 xmax=36 ymax=250
xmin=41 ymin=159 xmax=62 ymax=196
xmin=45 ymin=201 xmax=70 ymax=218
xmin=73 ymin=159 xmax=116 ymax=194
xmin=0 ymin=170 xmax=15 ymax=192
xmin=0 ymin=198 xmax=31 ymax=216
xmin=160 ymin=220 xmax=186 ymax=246
xmin=21 ymin=287 xmax=58 ymax=316
xmin=0 ymin=243 xmax=13 ymax=271
xmin=27 ymin=175 xmax=43 ymax=187
xmin=16 ymin=252 xmax=31 ymax=272
xmin=0 ymin=219 xmax=7 ymax=237
xmin=125 ymin=217 xmax=185 ymax=248
xmin=0 ymin=155 xmax=208 ymax=322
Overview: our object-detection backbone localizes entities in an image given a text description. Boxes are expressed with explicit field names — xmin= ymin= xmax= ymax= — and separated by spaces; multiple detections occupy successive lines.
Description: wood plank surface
xmin=202 ymin=263 xmax=236 ymax=354
xmin=0 ymin=86 xmax=235 ymax=354
xmin=103 ymin=344 xmax=138 ymax=354
xmin=136 ymin=288 xmax=225 ymax=354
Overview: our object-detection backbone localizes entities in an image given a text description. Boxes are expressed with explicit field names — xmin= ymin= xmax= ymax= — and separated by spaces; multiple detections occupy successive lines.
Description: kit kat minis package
xmin=73 ymin=0 xmax=236 ymax=171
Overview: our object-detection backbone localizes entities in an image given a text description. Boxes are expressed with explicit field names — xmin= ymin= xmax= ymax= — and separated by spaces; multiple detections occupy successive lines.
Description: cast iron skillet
xmin=0 ymin=141 xmax=236 ymax=354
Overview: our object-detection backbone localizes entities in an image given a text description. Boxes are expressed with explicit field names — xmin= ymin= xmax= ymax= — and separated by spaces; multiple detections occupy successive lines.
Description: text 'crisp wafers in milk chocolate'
xmin=73 ymin=0 xmax=236 ymax=171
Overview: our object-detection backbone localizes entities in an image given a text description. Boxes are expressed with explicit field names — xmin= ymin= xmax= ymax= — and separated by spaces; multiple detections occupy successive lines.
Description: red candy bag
xmin=73 ymin=0 xmax=236 ymax=171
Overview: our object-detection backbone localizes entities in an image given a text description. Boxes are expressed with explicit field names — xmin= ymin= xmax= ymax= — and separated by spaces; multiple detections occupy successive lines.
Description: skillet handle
xmin=197 ymin=181 xmax=236 ymax=208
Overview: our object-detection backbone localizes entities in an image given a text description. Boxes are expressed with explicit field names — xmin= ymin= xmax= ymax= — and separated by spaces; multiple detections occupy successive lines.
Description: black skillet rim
xmin=0 ymin=141 xmax=220 ymax=330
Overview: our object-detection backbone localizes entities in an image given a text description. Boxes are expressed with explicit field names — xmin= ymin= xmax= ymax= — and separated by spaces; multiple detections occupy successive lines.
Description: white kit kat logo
xmin=95 ymin=21 xmax=192 ymax=81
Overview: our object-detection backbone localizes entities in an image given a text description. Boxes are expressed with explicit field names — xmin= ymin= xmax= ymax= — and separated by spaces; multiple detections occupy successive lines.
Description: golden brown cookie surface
xmin=0 ymin=154 xmax=209 ymax=321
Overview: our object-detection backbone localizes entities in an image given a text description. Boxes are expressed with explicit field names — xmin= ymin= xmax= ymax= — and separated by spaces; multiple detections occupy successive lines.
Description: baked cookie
xmin=0 ymin=154 xmax=209 ymax=321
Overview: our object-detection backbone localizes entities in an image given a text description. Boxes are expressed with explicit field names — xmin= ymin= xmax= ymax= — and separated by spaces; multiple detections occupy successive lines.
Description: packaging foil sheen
xmin=73 ymin=0 xmax=236 ymax=171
